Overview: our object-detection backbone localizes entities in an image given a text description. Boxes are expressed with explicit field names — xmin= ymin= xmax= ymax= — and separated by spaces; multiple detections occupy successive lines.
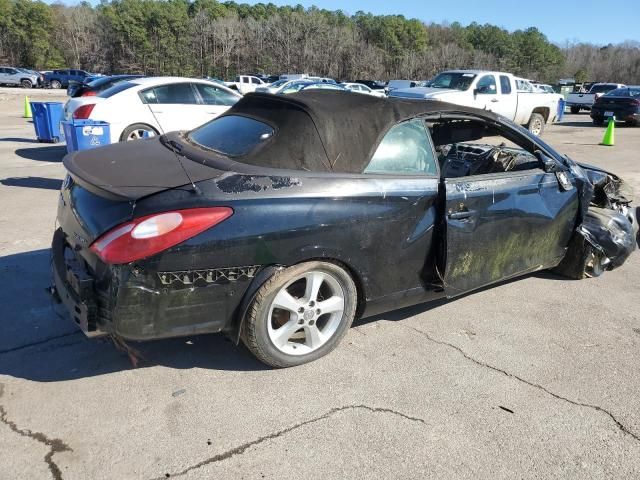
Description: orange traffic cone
xmin=601 ymin=117 xmax=615 ymax=146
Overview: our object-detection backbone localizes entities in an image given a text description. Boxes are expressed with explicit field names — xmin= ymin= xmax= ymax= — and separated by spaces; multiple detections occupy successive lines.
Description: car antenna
xmin=146 ymin=105 xmax=202 ymax=195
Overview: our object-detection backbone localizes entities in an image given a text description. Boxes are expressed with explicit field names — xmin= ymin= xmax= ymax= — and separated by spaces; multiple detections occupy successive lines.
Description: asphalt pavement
xmin=0 ymin=87 xmax=639 ymax=479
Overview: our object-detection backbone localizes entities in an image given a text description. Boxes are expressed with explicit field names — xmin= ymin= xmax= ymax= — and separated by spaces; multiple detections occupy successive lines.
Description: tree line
xmin=1 ymin=0 xmax=639 ymax=84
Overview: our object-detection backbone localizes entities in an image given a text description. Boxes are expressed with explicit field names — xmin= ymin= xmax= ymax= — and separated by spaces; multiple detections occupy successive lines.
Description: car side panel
xmin=443 ymin=169 xmax=578 ymax=296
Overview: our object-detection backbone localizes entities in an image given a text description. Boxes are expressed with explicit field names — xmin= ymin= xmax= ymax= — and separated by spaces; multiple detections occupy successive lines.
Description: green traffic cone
xmin=23 ymin=96 xmax=32 ymax=118
xmin=601 ymin=116 xmax=615 ymax=146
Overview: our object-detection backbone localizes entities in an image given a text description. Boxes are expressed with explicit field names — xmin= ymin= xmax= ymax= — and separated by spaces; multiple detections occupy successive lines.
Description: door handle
xmin=490 ymin=98 xmax=499 ymax=102
xmin=448 ymin=210 xmax=475 ymax=220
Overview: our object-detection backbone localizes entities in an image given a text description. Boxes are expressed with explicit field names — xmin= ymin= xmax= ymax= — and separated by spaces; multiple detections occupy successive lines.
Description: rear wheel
xmin=120 ymin=123 xmax=158 ymax=142
xmin=592 ymin=118 xmax=604 ymax=126
xmin=20 ymin=79 xmax=33 ymax=89
xmin=242 ymin=261 xmax=357 ymax=368
xmin=50 ymin=80 xmax=62 ymax=89
xmin=527 ymin=113 xmax=545 ymax=136
xmin=570 ymin=106 xmax=580 ymax=114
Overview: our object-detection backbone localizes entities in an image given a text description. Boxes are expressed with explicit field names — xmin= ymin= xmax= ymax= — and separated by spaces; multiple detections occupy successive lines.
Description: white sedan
xmin=63 ymin=77 xmax=242 ymax=143
xmin=341 ymin=82 xmax=386 ymax=98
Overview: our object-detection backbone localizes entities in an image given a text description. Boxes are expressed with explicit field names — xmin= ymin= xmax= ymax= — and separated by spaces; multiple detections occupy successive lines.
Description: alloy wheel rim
xmin=127 ymin=129 xmax=155 ymax=141
xmin=267 ymin=270 xmax=345 ymax=356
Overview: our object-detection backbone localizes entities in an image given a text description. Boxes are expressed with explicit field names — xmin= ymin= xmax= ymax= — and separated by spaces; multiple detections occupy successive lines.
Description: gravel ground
xmin=1 ymin=86 xmax=639 ymax=480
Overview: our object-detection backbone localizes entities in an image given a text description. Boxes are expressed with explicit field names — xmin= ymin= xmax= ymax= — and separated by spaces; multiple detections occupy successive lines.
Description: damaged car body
xmin=51 ymin=91 xmax=639 ymax=367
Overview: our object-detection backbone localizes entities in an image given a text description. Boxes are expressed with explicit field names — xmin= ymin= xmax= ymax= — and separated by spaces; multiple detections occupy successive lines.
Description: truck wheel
xmin=241 ymin=261 xmax=357 ymax=368
xmin=527 ymin=113 xmax=545 ymax=136
xmin=570 ymin=106 xmax=580 ymax=114
xmin=50 ymin=80 xmax=62 ymax=89
xmin=20 ymin=79 xmax=33 ymax=89
xmin=593 ymin=118 xmax=604 ymax=126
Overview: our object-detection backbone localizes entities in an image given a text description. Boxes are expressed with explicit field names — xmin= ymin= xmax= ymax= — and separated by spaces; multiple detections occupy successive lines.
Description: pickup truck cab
xmin=566 ymin=83 xmax=625 ymax=113
xmin=389 ymin=70 xmax=561 ymax=136
xmin=226 ymin=75 xmax=266 ymax=94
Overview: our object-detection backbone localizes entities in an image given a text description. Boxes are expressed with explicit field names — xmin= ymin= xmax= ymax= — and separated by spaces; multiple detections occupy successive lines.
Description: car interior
xmin=426 ymin=118 xmax=541 ymax=178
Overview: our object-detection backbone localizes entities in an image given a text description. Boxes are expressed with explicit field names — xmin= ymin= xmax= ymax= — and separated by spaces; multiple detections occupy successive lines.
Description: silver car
xmin=0 ymin=66 xmax=40 ymax=88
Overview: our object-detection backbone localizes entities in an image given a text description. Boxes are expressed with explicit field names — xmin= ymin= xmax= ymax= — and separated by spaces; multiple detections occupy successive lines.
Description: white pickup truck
xmin=389 ymin=70 xmax=561 ymax=136
xmin=225 ymin=75 xmax=268 ymax=94
xmin=566 ymin=83 xmax=625 ymax=113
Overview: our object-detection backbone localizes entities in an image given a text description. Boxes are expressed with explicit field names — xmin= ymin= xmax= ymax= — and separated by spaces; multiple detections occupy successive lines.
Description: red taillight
xmin=81 ymin=90 xmax=97 ymax=97
xmin=73 ymin=104 xmax=95 ymax=119
xmin=90 ymin=207 xmax=233 ymax=264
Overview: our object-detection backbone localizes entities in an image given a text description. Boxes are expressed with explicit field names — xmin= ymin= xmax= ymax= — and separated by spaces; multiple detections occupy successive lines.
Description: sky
xmin=240 ymin=0 xmax=639 ymax=45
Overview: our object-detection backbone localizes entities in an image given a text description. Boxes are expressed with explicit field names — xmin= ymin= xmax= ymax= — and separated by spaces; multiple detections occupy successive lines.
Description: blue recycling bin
xmin=557 ymin=98 xmax=566 ymax=122
xmin=61 ymin=120 xmax=111 ymax=154
xmin=30 ymin=102 xmax=65 ymax=143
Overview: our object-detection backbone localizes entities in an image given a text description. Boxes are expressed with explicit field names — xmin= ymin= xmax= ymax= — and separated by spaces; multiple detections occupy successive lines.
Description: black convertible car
xmin=52 ymin=91 xmax=638 ymax=367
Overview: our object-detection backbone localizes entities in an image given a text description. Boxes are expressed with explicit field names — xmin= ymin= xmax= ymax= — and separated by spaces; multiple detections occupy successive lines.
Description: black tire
xmin=592 ymin=118 xmax=604 ymax=126
xmin=119 ymin=123 xmax=158 ymax=142
xmin=625 ymin=120 xmax=639 ymax=127
xmin=570 ymin=106 xmax=580 ymax=114
xmin=50 ymin=80 xmax=62 ymax=89
xmin=553 ymin=234 xmax=604 ymax=280
xmin=527 ymin=113 xmax=545 ymax=136
xmin=242 ymin=261 xmax=358 ymax=368
xmin=20 ymin=79 xmax=33 ymax=89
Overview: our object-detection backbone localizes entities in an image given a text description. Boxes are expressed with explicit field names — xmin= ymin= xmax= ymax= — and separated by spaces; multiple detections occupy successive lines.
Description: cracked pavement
xmin=1 ymin=89 xmax=640 ymax=479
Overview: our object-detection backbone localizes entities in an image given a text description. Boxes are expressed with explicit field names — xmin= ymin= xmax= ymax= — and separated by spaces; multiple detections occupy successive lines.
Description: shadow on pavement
xmin=0 ymin=137 xmax=40 ymax=143
xmin=0 ymin=249 xmax=267 ymax=383
xmin=1 ymin=176 xmax=63 ymax=190
xmin=15 ymin=145 xmax=66 ymax=162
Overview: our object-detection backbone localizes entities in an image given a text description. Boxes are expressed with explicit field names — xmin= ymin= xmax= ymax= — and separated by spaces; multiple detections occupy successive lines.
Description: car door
xmin=141 ymin=83 xmax=202 ymax=133
xmin=440 ymin=120 xmax=579 ymax=297
xmin=0 ymin=68 xmax=9 ymax=85
xmin=193 ymin=83 xmax=239 ymax=126
xmin=473 ymin=74 xmax=499 ymax=111
xmin=492 ymin=75 xmax=517 ymax=120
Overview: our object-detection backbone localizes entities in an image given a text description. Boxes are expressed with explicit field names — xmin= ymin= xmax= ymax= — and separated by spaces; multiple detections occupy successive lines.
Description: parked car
xmin=590 ymin=86 xmax=640 ymax=126
xmin=386 ymin=79 xmax=418 ymax=92
xmin=272 ymin=80 xmax=315 ymax=95
xmin=254 ymin=78 xmax=293 ymax=94
xmin=355 ymin=80 xmax=387 ymax=91
xmin=532 ymin=83 xmax=556 ymax=94
xmin=51 ymin=91 xmax=637 ymax=367
xmin=389 ymin=70 xmax=562 ymax=136
xmin=68 ymin=75 xmax=145 ymax=98
xmin=226 ymin=75 xmax=267 ymax=94
xmin=45 ymin=69 xmax=93 ymax=89
xmin=298 ymin=83 xmax=347 ymax=92
xmin=341 ymin=82 xmax=386 ymax=97
xmin=0 ymin=66 xmax=41 ymax=88
xmin=566 ymin=83 xmax=625 ymax=114
xmin=63 ymin=77 xmax=241 ymax=143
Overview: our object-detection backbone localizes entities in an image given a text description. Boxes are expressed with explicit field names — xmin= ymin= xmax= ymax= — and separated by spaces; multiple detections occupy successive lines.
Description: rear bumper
xmin=51 ymin=228 xmax=257 ymax=341
xmin=591 ymin=107 xmax=640 ymax=123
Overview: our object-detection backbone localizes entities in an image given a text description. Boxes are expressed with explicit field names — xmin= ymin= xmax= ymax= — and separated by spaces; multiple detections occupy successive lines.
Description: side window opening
xmin=364 ymin=119 xmax=438 ymax=176
xmin=428 ymin=118 xmax=542 ymax=178
xmin=476 ymin=75 xmax=497 ymax=94
xmin=500 ymin=75 xmax=512 ymax=95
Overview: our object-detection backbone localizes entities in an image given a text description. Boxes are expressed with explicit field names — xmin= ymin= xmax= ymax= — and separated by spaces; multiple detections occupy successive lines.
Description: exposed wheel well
xmin=531 ymin=107 xmax=550 ymax=123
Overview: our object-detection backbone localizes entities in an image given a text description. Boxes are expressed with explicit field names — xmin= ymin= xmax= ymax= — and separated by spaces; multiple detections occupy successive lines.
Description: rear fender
xmin=227 ymin=265 xmax=282 ymax=344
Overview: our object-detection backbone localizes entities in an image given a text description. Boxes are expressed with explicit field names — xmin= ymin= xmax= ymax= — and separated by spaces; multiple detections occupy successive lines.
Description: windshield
xmin=591 ymin=84 xmax=618 ymax=94
xmin=188 ymin=115 xmax=274 ymax=156
xmin=605 ymin=87 xmax=640 ymax=98
xmin=429 ymin=72 xmax=476 ymax=90
xmin=269 ymin=79 xmax=289 ymax=88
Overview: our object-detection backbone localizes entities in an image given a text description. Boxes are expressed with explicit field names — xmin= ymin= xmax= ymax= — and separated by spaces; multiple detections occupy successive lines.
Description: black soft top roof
xmin=214 ymin=91 xmax=500 ymax=174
